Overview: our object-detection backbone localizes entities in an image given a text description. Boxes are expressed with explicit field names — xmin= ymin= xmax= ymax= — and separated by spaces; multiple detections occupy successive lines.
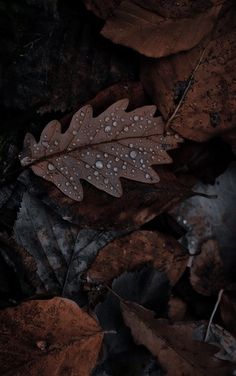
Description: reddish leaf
xmin=121 ymin=301 xmax=235 ymax=375
xmin=86 ymin=230 xmax=188 ymax=285
xmin=20 ymin=99 xmax=181 ymax=201
xmin=0 ymin=297 xmax=103 ymax=376
xmin=141 ymin=2 xmax=236 ymax=141
xmin=101 ymin=1 xmax=222 ymax=58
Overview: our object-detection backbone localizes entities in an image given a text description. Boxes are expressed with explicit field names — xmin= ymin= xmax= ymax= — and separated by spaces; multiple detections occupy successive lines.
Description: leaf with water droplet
xmin=19 ymin=99 xmax=181 ymax=201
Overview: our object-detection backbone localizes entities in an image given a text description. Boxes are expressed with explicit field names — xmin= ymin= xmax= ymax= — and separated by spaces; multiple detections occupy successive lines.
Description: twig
xmin=165 ymin=45 xmax=208 ymax=131
xmin=204 ymin=288 xmax=224 ymax=342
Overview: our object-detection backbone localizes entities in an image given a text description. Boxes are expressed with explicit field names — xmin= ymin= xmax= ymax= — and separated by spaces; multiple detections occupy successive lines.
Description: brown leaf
xmin=101 ymin=1 xmax=222 ymax=58
xmin=190 ymin=239 xmax=227 ymax=296
xmin=121 ymin=300 xmax=235 ymax=375
xmin=86 ymin=230 xmax=188 ymax=285
xmin=168 ymin=296 xmax=187 ymax=322
xmin=141 ymin=2 xmax=236 ymax=141
xmin=83 ymin=0 xmax=121 ymax=19
xmin=220 ymin=291 xmax=236 ymax=337
xmin=19 ymin=99 xmax=181 ymax=202
xmin=0 ymin=297 xmax=103 ymax=376
xmin=29 ymin=167 xmax=193 ymax=230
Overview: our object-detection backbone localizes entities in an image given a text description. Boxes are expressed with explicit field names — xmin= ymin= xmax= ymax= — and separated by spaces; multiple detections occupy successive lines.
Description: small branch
xmin=204 ymin=289 xmax=224 ymax=342
xmin=165 ymin=45 xmax=208 ymax=131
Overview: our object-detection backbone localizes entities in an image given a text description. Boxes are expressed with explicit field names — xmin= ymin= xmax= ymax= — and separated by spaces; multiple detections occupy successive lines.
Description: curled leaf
xmin=19 ymin=99 xmax=181 ymax=201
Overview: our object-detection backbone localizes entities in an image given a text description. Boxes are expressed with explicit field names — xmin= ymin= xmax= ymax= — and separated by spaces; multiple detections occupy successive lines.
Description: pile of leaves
xmin=0 ymin=0 xmax=236 ymax=375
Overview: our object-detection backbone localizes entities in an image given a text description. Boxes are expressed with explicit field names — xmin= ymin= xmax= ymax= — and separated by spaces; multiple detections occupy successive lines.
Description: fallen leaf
xmin=141 ymin=1 xmax=236 ymax=141
xmin=190 ymin=239 xmax=227 ymax=296
xmin=27 ymin=167 xmax=192 ymax=230
xmin=121 ymin=300 xmax=235 ymax=375
xmin=220 ymin=291 xmax=236 ymax=337
xmin=14 ymin=191 xmax=122 ymax=300
xmin=87 ymin=230 xmax=188 ymax=285
xmin=83 ymin=0 xmax=121 ymax=19
xmin=0 ymin=297 xmax=103 ymax=376
xmin=20 ymin=99 xmax=180 ymax=201
xmin=101 ymin=1 xmax=222 ymax=58
xmin=168 ymin=296 xmax=187 ymax=322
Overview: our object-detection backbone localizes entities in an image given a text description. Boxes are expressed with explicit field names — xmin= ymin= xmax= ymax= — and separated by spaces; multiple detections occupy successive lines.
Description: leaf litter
xmin=1 ymin=1 xmax=236 ymax=375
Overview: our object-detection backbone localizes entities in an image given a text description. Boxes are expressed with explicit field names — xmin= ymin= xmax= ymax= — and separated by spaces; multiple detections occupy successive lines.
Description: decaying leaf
xmin=27 ymin=167 xmax=192 ymax=230
xmin=101 ymin=1 xmax=222 ymax=58
xmin=0 ymin=297 xmax=103 ymax=376
xmin=220 ymin=291 xmax=236 ymax=337
xmin=168 ymin=296 xmax=187 ymax=322
xmin=141 ymin=1 xmax=236 ymax=141
xmin=86 ymin=230 xmax=188 ymax=285
xmin=121 ymin=300 xmax=235 ymax=375
xmin=19 ymin=99 xmax=181 ymax=201
xmin=14 ymin=191 xmax=122 ymax=299
xmin=190 ymin=239 xmax=228 ymax=296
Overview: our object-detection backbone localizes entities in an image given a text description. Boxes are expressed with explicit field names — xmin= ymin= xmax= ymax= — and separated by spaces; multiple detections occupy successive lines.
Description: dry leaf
xmin=141 ymin=1 xmax=236 ymax=141
xmin=190 ymin=239 xmax=227 ymax=296
xmin=220 ymin=291 xmax=236 ymax=337
xmin=101 ymin=1 xmax=222 ymax=58
xmin=27 ymin=167 xmax=192 ymax=230
xmin=168 ymin=296 xmax=187 ymax=322
xmin=19 ymin=99 xmax=180 ymax=202
xmin=0 ymin=297 xmax=103 ymax=376
xmin=86 ymin=230 xmax=188 ymax=285
xmin=83 ymin=0 xmax=121 ymax=19
xmin=121 ymin=300 xmax=235 ymax=375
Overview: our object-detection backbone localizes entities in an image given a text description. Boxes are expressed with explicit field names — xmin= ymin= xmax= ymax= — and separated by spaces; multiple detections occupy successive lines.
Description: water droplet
xmin=95 ymin=160 xmax=103 ymax=169
xmin=133 ymin=115 xmax=139 ymax=121
xmin=130 ymin=151 xmax=137 ymax=159
xmin=72 ymin=130 xmax=77 ymax=135
xmin=89 ymin=136 xmax=93 ymax=141
xmin=107 ymin=163 xmax=111 ymax=169
xmin=74 ymin=186 xmax=77 ymax=190
xmin=114 ymin=167 xmax=118 ymax=172
xmin=85 ymin=164 xmax=90 ymax=169
xmin=113 ymin=121 xmax=117 ymax=127
xmin=105 ymin=125 xmax=112 ymax=132
xmin=81 ymin=111 xmax=85 ymax=117
xmin=94 ymin=171 xmax=99 ymax=176
xmin=122 ymin=165 xmax=126 ymax=170
xmin=42 ymin=141 xmax=49 ymax=148
xmin=87 ymin=176 xmax=91 ymax=180
xmin=104 ymin=178 xmax=109 ymax=184
xmin=105 ymin=116 xmax=110 ymax=122
xmin=70 ymin=177 xmax=74 ymax=181
xmin=54 ymin=140 xmax=59 ymax=146
xmin=115 ymin=157 xmax=119 ymax=162
xmin=129 ymin=143 xmax=133 ymax=148
xmin=48 ymin=163 xmax=55 ymax=171
xmin=124 ymin=127 xmax=129 ymax=132
xmin=66 ymin=182 xmax=70 ymax=186
xmin=104 ymin=153 xmax=108 ymax=158
xmin=140 ymin=159 xmax=144 ymax=164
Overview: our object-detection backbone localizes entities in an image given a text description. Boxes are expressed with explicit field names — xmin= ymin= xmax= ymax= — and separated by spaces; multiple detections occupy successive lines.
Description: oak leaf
xmin=19 ymin=99 xmax=181 ymax=201
xmin=0 ymin=297 xmax=103 ymax=376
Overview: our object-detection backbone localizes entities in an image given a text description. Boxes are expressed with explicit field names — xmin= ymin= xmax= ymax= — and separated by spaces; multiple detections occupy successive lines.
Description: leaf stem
xmin=204 ymin=288 xmax=224 ymax=342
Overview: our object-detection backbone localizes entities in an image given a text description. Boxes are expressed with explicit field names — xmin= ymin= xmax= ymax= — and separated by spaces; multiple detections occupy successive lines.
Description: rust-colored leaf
xmin=0 ymin=297 xmax=103 ymax=376
xmin=190 ymin=239 xmax=227 ymax=296
xmin=101 ymin=1 xmax=222 ymax=58
xmin=20 ymin=99 xmax=180 ymax=202
xmin=121 ymin=301 xmax=235 ymax=375
xmin=86 ymin=230 xmax=188 ymax=285
xmin=141 ymin=1 xmax=236 ymax=141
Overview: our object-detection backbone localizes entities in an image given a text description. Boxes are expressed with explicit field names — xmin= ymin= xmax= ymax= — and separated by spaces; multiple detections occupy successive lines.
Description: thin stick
xmin=204 ymin=289 xmax=224 ymax=342
xmin=165 ymin=45 xmax=208 ymax=131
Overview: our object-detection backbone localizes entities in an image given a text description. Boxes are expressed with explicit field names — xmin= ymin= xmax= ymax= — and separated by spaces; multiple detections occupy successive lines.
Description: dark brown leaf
xmin=19 ymin=99 xmax=181 ymax=201
xmin=0 ymin=297 xmax=103 ymax=376
xmin=28 ymin=167 xmax=192 ymax=230
xmin=121 ymin=300 xmax=235 ymax=375
xmin=190 ymin=239 xmax=227 ymax=296
xmin=86 ymin=230 xmax=188 ymax=285
xmin=220 ymin=291 xmax=236 ymax=337
xmin=141 ymin=2 xmax=236 ymax=141
xmin=101 ymin=1 xmax=222 ymax=58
